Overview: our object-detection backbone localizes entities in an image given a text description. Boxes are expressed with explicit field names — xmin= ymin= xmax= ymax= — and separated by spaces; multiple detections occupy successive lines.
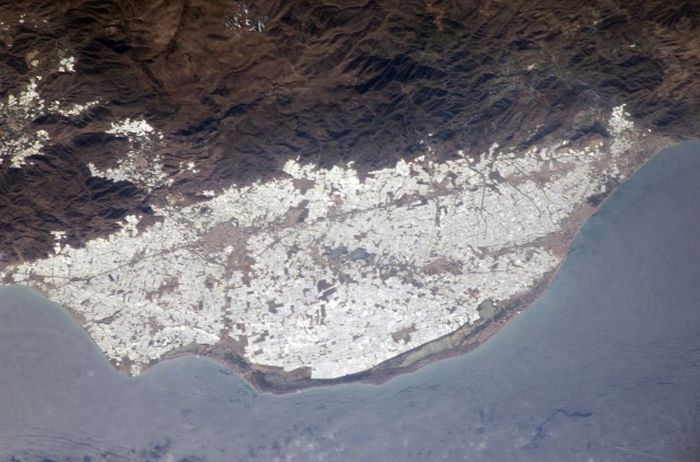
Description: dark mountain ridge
xmin=0 ymin=0 xmax=698 ymax=263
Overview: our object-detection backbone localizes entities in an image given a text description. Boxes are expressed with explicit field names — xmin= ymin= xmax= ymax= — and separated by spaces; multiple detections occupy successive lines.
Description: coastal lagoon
xmin=1 ymin=142 xmax=700 ymax=461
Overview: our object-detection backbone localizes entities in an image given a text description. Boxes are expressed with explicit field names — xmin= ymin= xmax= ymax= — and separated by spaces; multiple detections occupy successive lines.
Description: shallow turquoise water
xmin=1 ymin=142 xmax=700 ymax=461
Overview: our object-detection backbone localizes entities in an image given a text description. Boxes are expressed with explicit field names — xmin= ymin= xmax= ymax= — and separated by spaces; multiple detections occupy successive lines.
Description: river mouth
xmin=2 ymin=141 xmax=700 ymax=461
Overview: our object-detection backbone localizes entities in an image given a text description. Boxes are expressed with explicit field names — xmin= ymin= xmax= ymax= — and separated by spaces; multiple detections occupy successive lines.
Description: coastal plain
xmin=0 ymin=0 xmax=697 ymax=389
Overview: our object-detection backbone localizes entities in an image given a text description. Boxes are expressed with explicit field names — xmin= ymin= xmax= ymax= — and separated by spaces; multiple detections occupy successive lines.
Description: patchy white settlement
xmin=2 ymin=90 xmax=645 ymax=378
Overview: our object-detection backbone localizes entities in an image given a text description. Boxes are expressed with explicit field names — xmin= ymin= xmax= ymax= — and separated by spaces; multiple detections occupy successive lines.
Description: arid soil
xmin=0 ymin=0 xmax=698 ymax=263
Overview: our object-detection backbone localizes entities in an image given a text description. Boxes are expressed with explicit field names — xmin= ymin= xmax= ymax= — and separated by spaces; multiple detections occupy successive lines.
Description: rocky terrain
xmin=0 ymin=0 xmax=698 ymax=390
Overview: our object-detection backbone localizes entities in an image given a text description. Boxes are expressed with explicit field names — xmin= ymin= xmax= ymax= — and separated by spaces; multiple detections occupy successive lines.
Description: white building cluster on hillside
xmin=88 ymin=118 xmax=171 ymax=191
xmin=0 ymin=57 xmax=99 ymax=169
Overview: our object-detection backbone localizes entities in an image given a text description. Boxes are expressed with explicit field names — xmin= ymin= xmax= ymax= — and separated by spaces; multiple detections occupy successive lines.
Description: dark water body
xmin=2 ymin=142 xmax=700 ymax=462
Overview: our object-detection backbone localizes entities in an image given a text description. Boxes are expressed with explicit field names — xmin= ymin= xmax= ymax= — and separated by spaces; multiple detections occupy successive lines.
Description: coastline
xmin=3 ymin=136 xmax=684 ymax=395
xmin=169 ymin=136 xmax=682 ymax=394
xmin=4 ymin=135 xmax=700 ymax=461
xmin=208 ymin=201 xmax=586 ymax=394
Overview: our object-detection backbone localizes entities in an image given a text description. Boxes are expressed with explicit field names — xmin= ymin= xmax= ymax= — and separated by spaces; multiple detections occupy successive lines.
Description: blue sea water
xmin=1 ymin=142 xmax=700 ymax=461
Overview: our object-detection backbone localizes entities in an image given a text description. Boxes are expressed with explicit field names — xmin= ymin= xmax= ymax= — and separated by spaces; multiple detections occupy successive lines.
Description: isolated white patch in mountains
xmin=0 ymin=77 xmax=48 ymax=168
xmin=106 ymin=118 xmax=156 ymax=139
xmin=0 ymin=57 xmax=171 ymax=189
xmin=58 ymin=56 xmax=76 ymax=72
xmin=47 ymin=99 xmax=100 ymax=117
xmin=88 ymin=118 xmax=171 ymax=191
xmin=0 ymin=72 xmax=101 ymax=168
xmin=2 ymin=129 xmax=49 ymax=168
xmin=224 ymin=2 xmax=266 ymax=33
